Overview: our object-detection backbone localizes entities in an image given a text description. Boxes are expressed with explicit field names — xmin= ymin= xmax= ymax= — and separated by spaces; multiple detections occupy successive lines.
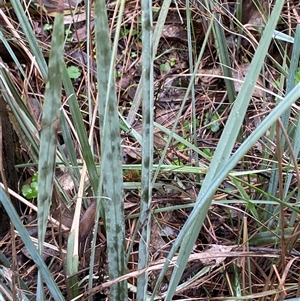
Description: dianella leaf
xmin=137 ymin=0 xmax=154 ymax=298
xmin=37 ymin=9 xmax=64 ymax=299
xmin=94 ymin=0 xmax=127 ymax=299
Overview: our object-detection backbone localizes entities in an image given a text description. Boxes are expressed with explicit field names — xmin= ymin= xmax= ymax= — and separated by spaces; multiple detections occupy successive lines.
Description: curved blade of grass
xmin=10 ymin=0 xmax=48 ymax=79
xmin=0 ymin=188 xmax=64 ymax=300
xmin=137 ymin=0 xmax=154 ymax=297
xmin=62 ymin=67 xmax=99 ymax=191
xmin=0 ymin=30 xmax=28 ymax=81
xmin=94 ymin=0 xmax=127 ymax=298
xmin=211 ymin=5 xmax=236 ymax=103
xmin=126 ymin=0 xmax=172 ymax=125
xmin=151 ymin=0 xmax=285 ymax=298
xmin=164 ymin=0 xmax=285 ymax=296
xmin=36 ymin=10 xmax=64 ymax=300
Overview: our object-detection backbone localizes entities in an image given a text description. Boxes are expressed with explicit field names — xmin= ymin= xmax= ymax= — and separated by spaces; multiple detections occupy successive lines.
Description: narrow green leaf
xmin=37 ymin=11 xmax=64 ymax=299
xmin=137 ymin=0 xmax=153 ymax=297
xmin=94 ymin=0 xmax=127 ymax=299
xmin=62 ymin=67 xmax=99 ymax=191
xmin=213 ymin=11 xmax=236 ymax=103
xmin=10 ymin=0 xmax=48 ymax=79
xmin=126 ymin=0 xmax=172 ymax=124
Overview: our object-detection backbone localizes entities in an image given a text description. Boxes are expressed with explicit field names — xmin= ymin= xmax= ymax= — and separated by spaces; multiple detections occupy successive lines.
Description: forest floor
xmin=1 ymin=0 xmax=300 ymax=300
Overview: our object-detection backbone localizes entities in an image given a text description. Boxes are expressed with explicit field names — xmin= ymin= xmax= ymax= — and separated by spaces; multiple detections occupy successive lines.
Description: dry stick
xmin=279 ymin=257 xmax=298 ymax=300
xmin=276 ymin=120 xmax=286 ymax=271
xmin=242 ymin=216 xmax=247 ymax=295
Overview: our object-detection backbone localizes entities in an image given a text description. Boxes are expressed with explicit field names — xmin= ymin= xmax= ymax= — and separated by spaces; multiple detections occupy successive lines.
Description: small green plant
xmin=177 ymin=142 xmax=186 ymax=151
xmin=65 ymin=28 xmax=73 ymax=42
xmin=204 ymin=112 xmax=220 ymax=132
xmin=242 ymin=55 xmax=249 ymax=63
xmin=131 ymin=51 xmax=137 ymax=58
xmin=43 ymin=23 xmax=52 ymax=31
xmin=203 ymin=148 xmax=213 ymax=157
xmin=120 ymin=28 xmax=138 ymax=36
xmin=160 ymin=58 xmax=177 ymax=72
xmin=160 ymin=62 xmax=170 ymax=72
xmin=67 ymin=65 xmax=81 ymax=79
xmin=295 ymin=67 xmax=300 ymax=84
xmin=170 ymin=57 xmax=176 ymax=67
xmin=172 ymin=159 xmax=184 ymax=166
xmin=22 ymin=172 xmax=38 ymax=199
xmin=183 ymin=119 xmax=200 ymax=132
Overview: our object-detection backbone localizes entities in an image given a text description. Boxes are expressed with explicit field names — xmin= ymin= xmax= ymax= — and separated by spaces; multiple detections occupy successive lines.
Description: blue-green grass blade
xmin=62 ymin=67 xmax=99 ymax=191
xmin=94 ymin=0 xmax=127 ymax=298
xmin=137 ymin=0 xmax=154 ymax=297
xmin=37 ymin=10 xmax=64 ymax=300
xmin=10 ymin=0 xmax=48 ymax=79
xmin=126 ymin=0 xmax=172 ymax=125
xmin=213 ymin=12 xmax=236 ymax=103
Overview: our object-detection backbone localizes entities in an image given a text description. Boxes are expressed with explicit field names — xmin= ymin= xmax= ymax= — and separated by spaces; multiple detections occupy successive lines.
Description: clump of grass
xmin=1 ymin=0 xmax=300 ymax=300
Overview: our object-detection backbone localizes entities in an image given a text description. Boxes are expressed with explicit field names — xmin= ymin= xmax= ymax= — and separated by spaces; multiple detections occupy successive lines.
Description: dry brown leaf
xmin=199 ymin=244 xmax=234 ymax=266
xmin=197 ymin=67 xmax=222 ymax=85
xmin=162 ymin=24 xmax=187 ymax=40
